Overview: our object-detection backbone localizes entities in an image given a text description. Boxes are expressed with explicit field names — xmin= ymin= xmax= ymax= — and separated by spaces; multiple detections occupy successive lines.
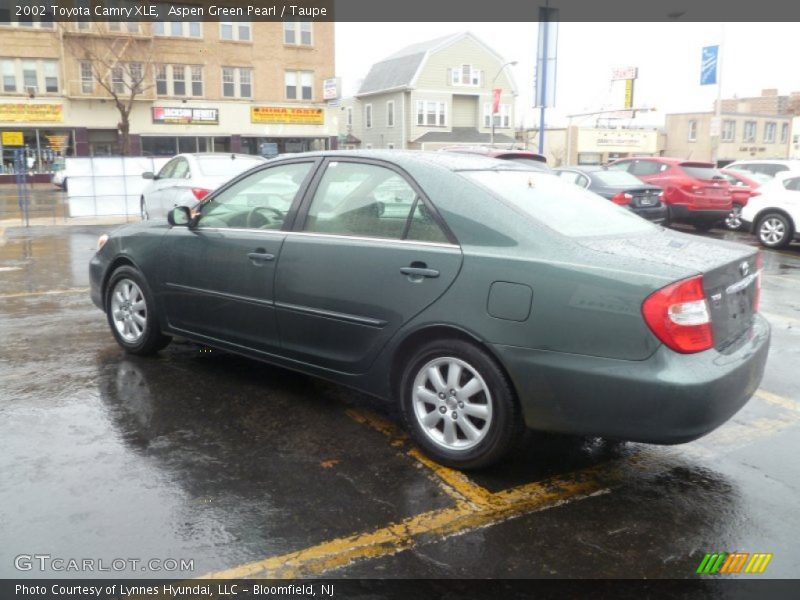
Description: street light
xmin=490 ymin=60 xmax=517 ymax=147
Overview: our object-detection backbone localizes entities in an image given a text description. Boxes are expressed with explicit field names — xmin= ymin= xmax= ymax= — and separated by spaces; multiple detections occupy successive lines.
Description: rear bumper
xmin=494 ymin=314 xmax=770 ymax=444
xmin=669 ymin=204 xmax=731 ymax=223
xmin=631 ymin=204 xmax=668 ymax=223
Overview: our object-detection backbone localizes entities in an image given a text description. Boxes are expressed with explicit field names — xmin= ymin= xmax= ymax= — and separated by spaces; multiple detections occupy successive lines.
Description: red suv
xmin=608 ymin=157 xmax=733 ymax=231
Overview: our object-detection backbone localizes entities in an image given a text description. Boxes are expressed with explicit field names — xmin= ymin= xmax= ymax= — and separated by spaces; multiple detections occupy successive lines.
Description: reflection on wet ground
xmin=0 ymin=225 xmax=799 ymax=579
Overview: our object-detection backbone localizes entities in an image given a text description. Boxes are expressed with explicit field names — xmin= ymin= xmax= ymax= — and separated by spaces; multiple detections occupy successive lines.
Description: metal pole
xmin=538 ymin=7 xmax=549 ymax=155
xmin=565 ymin=116 xmax=573 ymax=165
xmin=711 ymin=24 xmax=724 ymax=166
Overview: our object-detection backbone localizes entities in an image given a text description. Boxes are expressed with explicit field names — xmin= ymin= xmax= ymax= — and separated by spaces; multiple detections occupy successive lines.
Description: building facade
xmin=0 ymin=17 xmax=335 ymax=181
xmin=664 ymin=112 xmax=792 ymax=164
xmin=340 ymin=32 xmax=518 ymax=150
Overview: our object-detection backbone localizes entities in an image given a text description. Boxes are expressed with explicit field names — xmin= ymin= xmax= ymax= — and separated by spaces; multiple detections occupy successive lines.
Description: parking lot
xmin=1 ymin=220 xmax=799 ymax=580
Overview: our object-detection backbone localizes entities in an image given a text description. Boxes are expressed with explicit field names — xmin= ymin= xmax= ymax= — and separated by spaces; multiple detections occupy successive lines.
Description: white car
xmin=741 ymin=172 xmax=800 ymax=248
xmin=140 ymin=153 xmax=267 ymax=219
xmin=725 ymin=159 xmax=800 ymax=179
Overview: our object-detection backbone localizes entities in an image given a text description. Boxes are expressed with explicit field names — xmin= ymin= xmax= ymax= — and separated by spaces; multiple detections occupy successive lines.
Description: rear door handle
xmin=247 ymin=251 xmax=275 ymax=264
xmin=400 ymin=267 xmax=439 ymax=278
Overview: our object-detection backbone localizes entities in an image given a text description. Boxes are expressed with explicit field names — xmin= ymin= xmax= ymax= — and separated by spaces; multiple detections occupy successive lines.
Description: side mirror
xmin=142 ymin=171 xmax=155 ymax=180
xmin=168 ymin=206 xmax=192 ymax=227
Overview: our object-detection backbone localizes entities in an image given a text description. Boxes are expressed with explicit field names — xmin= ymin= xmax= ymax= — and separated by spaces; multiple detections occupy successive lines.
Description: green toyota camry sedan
xmin=90 ymin=151 xmax=770 ymax=469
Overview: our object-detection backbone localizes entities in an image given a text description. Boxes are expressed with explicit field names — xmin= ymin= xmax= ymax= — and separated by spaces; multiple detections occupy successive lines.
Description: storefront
xmin=0 ymin=103 xmax=75 ymax=180
xmin=575 ymin=128 xmax=664 ymax=165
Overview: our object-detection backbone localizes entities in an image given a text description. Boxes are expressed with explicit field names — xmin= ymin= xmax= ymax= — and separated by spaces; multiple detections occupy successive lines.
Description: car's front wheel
xmin=105 ymin=266 xmax=171 ymax=355
xmin=725 ymin=205 xmax=743 ymax=230
xmin=757 ymin=213 xmax=793 ymax=248
xmin=399 ymin=339 xmax=522 ymax=469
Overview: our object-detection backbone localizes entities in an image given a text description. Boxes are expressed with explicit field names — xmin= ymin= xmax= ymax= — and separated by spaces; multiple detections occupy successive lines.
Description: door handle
xmin=247 ymin=251 xmax=275 ymax=264
xmin=400 ymin=266 xmax=439 ymax=279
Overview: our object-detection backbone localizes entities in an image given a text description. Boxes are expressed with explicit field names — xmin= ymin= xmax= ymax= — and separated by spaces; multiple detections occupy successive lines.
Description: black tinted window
xmin=681 ymin=166 xmax=724 ymax=180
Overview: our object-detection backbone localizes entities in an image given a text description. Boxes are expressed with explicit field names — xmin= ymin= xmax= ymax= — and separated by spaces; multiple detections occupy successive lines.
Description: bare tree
xmin=59 ymin=23 xmax=155 ymax=155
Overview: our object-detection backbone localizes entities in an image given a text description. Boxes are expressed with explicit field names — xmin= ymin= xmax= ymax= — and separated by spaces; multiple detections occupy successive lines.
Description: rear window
xmin=592 ymin=171 xmax=646 ymax=186
xmin=464 ymin=170 xmax=655 ymax=238
xmin=197 ymin=156 xmax=264 ymax=176
xmin=680 ymin=165 xmax=725 ymax=180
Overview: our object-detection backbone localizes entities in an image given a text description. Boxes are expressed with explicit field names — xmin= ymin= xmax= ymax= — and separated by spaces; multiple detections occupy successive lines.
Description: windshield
xmin=591 ymin=170 xmax=647 ymax=187
xmin=464 ymin=170 xmax=655 ymax=238
xmin=197 ymin=156 xmax=264 ymax=177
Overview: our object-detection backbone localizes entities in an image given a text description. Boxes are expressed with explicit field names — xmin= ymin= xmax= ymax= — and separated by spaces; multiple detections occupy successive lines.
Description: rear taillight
xmin=192 ymin=188 xmax=211 ymax=201
xmin=754 ymin=252 xmax=762 ymax=312
xmin=642 ymin=275 xmax=713 ymax=354
xmin=611 ymin=192 xmax=632 ymax=205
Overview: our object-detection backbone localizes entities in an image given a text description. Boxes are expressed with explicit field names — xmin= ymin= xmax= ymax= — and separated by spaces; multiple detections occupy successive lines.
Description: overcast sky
xmin=335 ymin=22 xmax=800 ymax=128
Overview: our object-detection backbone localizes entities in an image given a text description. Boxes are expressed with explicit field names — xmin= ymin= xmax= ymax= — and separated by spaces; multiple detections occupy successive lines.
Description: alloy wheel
xmin=725 ymin=206 xmax=742 ymax=230
xmin=759 ymin=217 xmax=786 ymax=246
xmin=110 ymin=278 xmax=147 ymax=343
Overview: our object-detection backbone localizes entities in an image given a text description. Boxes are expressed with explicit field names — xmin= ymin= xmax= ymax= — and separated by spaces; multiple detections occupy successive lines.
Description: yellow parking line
xmin=345 ymin=408 xmax=494 ymax=506
xmin=0 ymin=287 xmax=89 ymax=299
xmin=755 ymin=389 xmax=800 ymax=412
xmin=203 ymin=462 xmax=618 ymax=579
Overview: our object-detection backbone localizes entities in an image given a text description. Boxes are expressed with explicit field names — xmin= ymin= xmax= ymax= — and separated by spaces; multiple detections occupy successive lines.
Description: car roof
xmin=178 ymin=153 xmax=266 ymax=161
xmin=441 ymin=146 xmax=548 ymax=163
xmin=615 ymin=156 xmax=716 ymax=167
xmin=267 ymin=149 xmax=536 ymax=173
xmin=728 ymin=159 xmax=800 ymax=165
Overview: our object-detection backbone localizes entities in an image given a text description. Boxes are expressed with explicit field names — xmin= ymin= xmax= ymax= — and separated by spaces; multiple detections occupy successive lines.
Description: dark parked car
xmin=440 ymin=146 xmax=551 ymax=172
xmin=608 ymin=157 xmax=733 ymax=230
xmin=90 ymin=151 xmax=769 ymax=469
xmin=554 ymin=166 xmax=667 ymax=224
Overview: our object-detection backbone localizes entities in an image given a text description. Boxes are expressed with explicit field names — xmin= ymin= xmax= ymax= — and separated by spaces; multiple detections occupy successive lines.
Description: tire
xmin=140 ymin=197 xmax=149 ymax=220
xmin=757 ymin=213 xmax=793 ymax=248
xmin=693 ymin=221 xmax=715 ymax=232
xmin=725 ymin=205 xmax=743 ymax=231
xmin=398 ymin=338 xmax=523 ymax=470
xmin=105 ymin=266 xmax=171 ymax=356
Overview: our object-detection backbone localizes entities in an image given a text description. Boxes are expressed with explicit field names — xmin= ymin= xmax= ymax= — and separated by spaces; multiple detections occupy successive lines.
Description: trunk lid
xmin=578 ymin=230 xmax=759 ymax=351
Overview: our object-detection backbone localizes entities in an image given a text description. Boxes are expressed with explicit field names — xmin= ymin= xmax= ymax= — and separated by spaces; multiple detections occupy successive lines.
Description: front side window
xmin=198 ymin=162 xmax=314 ymax=230
xmin=304 ymin=162 xmax=446 ymax=242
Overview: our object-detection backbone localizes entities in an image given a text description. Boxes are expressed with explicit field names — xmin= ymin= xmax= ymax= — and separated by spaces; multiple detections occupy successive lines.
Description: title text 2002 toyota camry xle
xmin=90 ymin=152 xmax=770 ymax=469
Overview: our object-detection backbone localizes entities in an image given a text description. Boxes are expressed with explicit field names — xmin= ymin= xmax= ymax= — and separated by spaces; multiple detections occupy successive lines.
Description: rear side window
xmin=629 ymin=161 xmax=665 ymax=176
xmin=592 ymin=171 xmax=646 ymax=186
xmin=304 ymin=161 xmax=448 ymax=242
xmin=680 ymin=165 xmax=724 ymax=180
xmin=783 ymin=177 xmax=800 ymax=191
xmin=464 ymin=170 xmax=655 ymax=238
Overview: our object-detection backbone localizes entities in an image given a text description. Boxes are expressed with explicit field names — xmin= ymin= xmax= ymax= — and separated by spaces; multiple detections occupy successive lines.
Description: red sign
xmin=492 ymin=88 xmax=501 ymax=114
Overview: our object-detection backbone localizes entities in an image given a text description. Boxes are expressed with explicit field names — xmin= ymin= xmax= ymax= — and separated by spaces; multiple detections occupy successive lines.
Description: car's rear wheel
xmin=757 ymin=213 xmax=793 ymax=248
xmin=399 ymin=339 xmax=522 ymax=469
xmin=105 ymin=266 xmax=171 ymax=355
xmin=725 ymin=205 xmax=743 ymax=230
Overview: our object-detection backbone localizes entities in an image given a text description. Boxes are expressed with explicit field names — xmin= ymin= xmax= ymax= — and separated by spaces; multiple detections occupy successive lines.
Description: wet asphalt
xmin=0 ymin=223 xmax=799 ymax=580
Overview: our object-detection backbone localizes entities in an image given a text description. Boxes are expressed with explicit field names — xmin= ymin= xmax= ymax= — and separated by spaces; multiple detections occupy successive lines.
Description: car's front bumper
xmin=493 ymin=314 xmax=770 ymax=444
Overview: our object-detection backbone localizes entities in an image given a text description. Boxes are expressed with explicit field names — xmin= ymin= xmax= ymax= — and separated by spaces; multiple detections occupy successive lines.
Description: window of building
xmin=156 ymin=65 xmax=167 ymax=95
xmin=191 ymin=66 xmax=203 ymax=96
xmin=285 ymin=70 xmax=312 ymax=100
xmin=346 ymin=106 xmax=353 ymax=127
xmin=129 ymin=62 xmax=143 ymax=93
xmin=721 ymin=120 xmax=735 ymax=142
xmin=284 ymin=21 xmax=312 ymax=45
xmin=111 ymin=66 xmax=125 ymax=94
xmin=172 ymin=64 xmax=186 ymax=96
xmin=483 ymin=103 xmax=511 ymax=128
xmin=222 ymin=67 xmax=252 ymax=98
xmin=781 ymin=122 xmax=789 ymax=144
xmin=416 ymin=101 xmax=447 ymax=127
xmin=80 ymin=61 xmax=93 ymax=94
xmin=365 ymin=104 xmax=373 ymax=128
xmin=451 ymin=64 xmax=482 ymax=87
xmin=22 ymin=60 xmax=37 ymax=92
xmin=687 ymin=119 xmax=697 ymax=142
xmin=743 ymin=121 xmax=757 ymax=143
xmin=2 ymin=59 xmax=16 ymax=92
xmin=764 ymin=122 xmax=776 ymax=143
xmin=220 ymin=22 xmax=251 ymax=41
xmin=386 ymin=101 xmax=395 ymax=127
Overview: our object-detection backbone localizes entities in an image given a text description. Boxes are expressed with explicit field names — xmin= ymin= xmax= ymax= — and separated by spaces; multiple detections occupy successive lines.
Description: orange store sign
xmin=251 ymin=106 xmax=324 ymax=125
xmin=0 ymin=103 xmax=64 ymax=122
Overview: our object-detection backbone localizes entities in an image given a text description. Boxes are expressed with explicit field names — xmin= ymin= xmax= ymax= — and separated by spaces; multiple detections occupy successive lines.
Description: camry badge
xmin=740 ymin=261 xmax=750 ymax=277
